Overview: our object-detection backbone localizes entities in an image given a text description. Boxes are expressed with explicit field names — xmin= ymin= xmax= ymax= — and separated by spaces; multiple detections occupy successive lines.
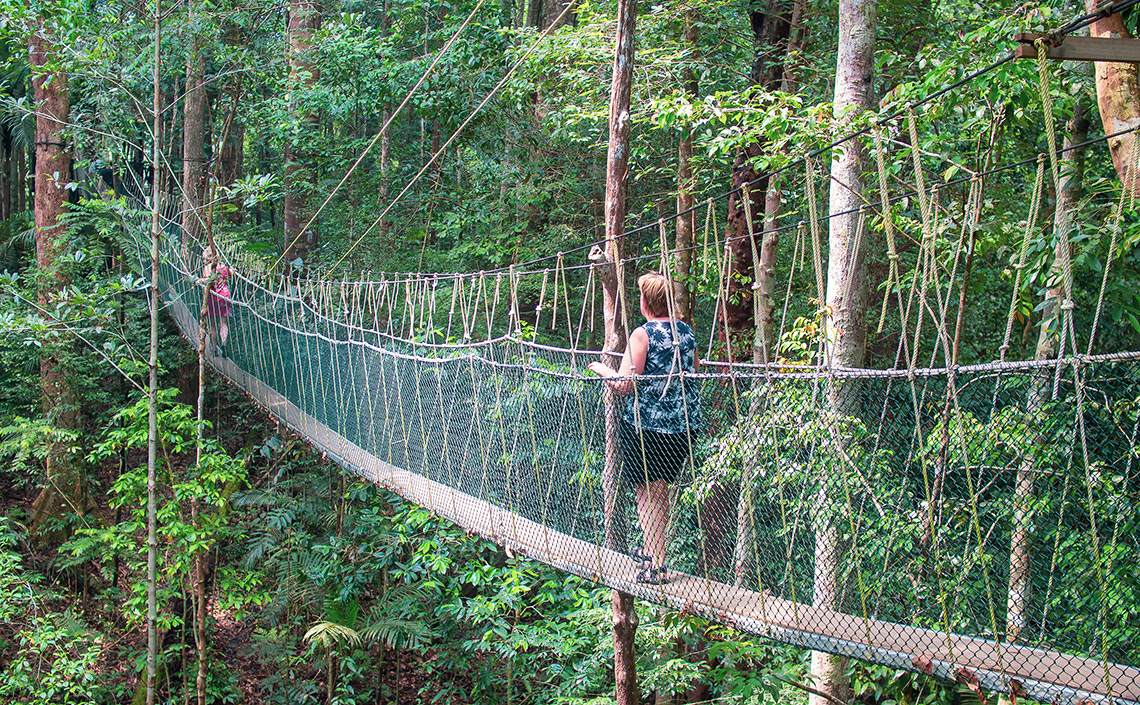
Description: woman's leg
xmin=635 ymin=482 xmax=652 ymax=558
xmin=640 ymin=479 xmax=671 ymax=569
xmin=219 ymin=317 xmax=229 ymax=347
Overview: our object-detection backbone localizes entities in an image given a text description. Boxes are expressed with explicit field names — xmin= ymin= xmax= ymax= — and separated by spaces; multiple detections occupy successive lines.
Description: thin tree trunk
xmin=184 ymin=4 xmax=210 ymax=696
xmin=182 ymin=4 xmax=206 ymax=253
xmin=813 ymin=1 xmax=876 ymax=704
xmin=721 ymin=2 xmax=791 ymax=360
xmin=177 ymin=0 xmax=208 ymax=408
xmin=1084 ymin=1 xmax=1140 ymax=198
xmin=1 ymin=125 xmax=10 ymax=222
xmin=147 ymin=7 xmax=163 ymax=704
xmin=734 ymin=0 xmax=801 ymax=591
xmin=601 ymin=0 xmax=637 ymax=699
xmin=1007 ymin=100 xmax=1087 ymax=645
xmin=193 ymin=241 xmax=213 ymax=705
xmin=29 ymin=16 xmax=83 ymax=543
xmin=673 ymin=11 xmax=698 ymax=324
xmin=753 ymin=184 xmax=780 ymax=365
xmin=753 ymin=0 xmax=804 ymax=366
xmin=283 ymin=0 xmax=321 ymax=267
xmin=17 ymin=140 xmax=26 ymax=214
xmin=378 ymin=110 xmax=390 ymax=240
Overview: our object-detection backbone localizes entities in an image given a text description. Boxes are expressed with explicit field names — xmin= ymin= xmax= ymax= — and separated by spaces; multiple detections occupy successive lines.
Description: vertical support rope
xmin=999 ymin=156 xmax=1047 ymax=363
xmin=1037 ymin=39 xmax=1113 ymax=697
xmin=873 ymin=127 xmax=902 ymax=335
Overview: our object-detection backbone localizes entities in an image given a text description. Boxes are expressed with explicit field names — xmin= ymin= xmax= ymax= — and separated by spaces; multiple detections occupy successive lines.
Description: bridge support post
xmin=602 ymin=0 xmax=639 ymax=697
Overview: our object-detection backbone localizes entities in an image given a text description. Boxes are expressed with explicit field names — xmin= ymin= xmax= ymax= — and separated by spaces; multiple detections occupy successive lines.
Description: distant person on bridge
xmin=589 ymin=272 xmax=702 ymax=585
xmin=202 ymin=244 xmax=232 ymax=357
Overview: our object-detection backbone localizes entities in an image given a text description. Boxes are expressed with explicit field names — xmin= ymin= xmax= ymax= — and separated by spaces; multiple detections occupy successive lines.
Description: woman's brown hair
xmin=637 ymin=273 xmax=679 ymax=318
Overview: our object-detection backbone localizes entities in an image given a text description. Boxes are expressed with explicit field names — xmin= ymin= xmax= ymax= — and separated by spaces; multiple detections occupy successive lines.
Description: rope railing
xmin=136 ymin=210 xmax=1140 ymax=705
xmin=116 ymin=9 xmax=1140 ymax=698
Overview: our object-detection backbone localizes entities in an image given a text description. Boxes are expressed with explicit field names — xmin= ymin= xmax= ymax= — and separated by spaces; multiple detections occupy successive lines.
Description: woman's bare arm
xmin=588 ymin=327 xmax=648 ymax=394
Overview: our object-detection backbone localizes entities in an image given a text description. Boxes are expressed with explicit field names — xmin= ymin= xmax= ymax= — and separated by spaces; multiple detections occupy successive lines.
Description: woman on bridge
xmin=202 ymin=244 xmax=232 ymax=357
xmin=589 ymin=273 xmax=702 ymax=585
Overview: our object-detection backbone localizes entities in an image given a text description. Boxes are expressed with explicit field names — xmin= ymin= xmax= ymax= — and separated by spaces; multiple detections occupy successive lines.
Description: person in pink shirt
xmin=202 ymin=245 xmax=232 ymax=356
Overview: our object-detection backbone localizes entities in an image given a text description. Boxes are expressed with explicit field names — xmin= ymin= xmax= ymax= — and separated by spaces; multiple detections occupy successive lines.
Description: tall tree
xmin=754 ymin=0 xmax=805 ymax=365
xmin=597 ymin=0 xmax=638 ymax=699
xmin=28 ymin=13 xmax=83 ymax=541
xmin=182 ymin=0 xmax=207 ymax=253
xmin=283 ymin=0 xmax=321 ymax=267
xmin=721 ymin=1 xmax=791 ymax=362
xmin=814 ymin=1 xmax=876 ymax=704
xmin=673 ymin=10 xmax=698 ymax=323
xmin=1007 ymin=98 xmax=1088 ymax=645
xmin=1084 ymin=1 xmax=1140 ymax=198
xmin=145 ymin=6 xmax=166 ymax=702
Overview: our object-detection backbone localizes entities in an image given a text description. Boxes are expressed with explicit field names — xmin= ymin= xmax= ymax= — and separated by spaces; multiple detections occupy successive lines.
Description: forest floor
xmin=0 ymin=379 xmax=470 ymax=705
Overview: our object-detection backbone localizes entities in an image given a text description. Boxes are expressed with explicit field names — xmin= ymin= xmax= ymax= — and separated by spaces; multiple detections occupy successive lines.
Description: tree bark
xmin=813 ymin=1 xmax=876 ymax=704
xmin=1 ymin=124 xmax=10 ymax=222
xmin=601 ymin=0 xmax=638 ymax=699
xmin=733 ymin=0 xmax=803 ymax=591
xmin=176 ymin=1 xmax=208 ymax=408
xmin=1007 ymin=100 xmax=1087 ymax=645
xmin=182 ymin=4 xmax=207 ymax=253
xmin=722 ymin=1 xmax=791 ymax=361
xmin=283 ymin=0 xmax=321 ymax=267
xmin=754 ymin=0 xmax=805 ymax=365
xmin=29 ymin=17 xmax=84 ymax=543
xmin=1084 ymin=1 xmax=1140 ymax=198
xmin=146 ymin=8 xmax=163 ymax=705
xmin=673 ymin=12 xmax=698 ymax=323
xmin=219 ymin=104 xmax=244 ymax=225
xmin=378 ymin=110 xmax=390 ymax=240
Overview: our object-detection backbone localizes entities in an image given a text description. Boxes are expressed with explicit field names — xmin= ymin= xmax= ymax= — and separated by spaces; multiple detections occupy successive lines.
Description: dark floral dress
xmin=622 ymin=320 xmax=702 ymax=434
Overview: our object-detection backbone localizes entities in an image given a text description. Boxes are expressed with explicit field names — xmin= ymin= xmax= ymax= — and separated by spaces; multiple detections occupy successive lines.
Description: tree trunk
xmin=193 ymin=242 xmax=215 ymax=705
xmin=177 ymin=2 xmax=208 ymax=407
xmin=544 ymin=0 xmax=573 ymax=29
xmin=721 ymin=1 xmax=791 ymax=360
xmin=754 ymin=0 xmax=805 ymax=365
xmin=378 ymin=110 xmax=390 ymax=240
xmin=146 ymin=8 xmax=164 ymax=705
xmin=1 ymin=124 xmax=10 ymax=222
xmin=813 ymin=2 xmax=876 ymax=704
xmin=182 ymin=5 xmax=207 ymax=253
xmin=17 ymin=137 xmax=27 ymax=214
xmin=673 ymin=11 xmax=698 ymax=323
xmin=218 ymin=74 xmax=244 ymax=225
xmin=29 ymin=18 xmax=84 ymax=544
xmin=1007 ymin=100 xmax=1087 ymax=645
xmin=283 ymin=0 xmax=321 ymax=267
xmin=1084 ymin=1 xmax=1140 ymax=198
xmin=601 ymin=0 xmax=638 ymax=699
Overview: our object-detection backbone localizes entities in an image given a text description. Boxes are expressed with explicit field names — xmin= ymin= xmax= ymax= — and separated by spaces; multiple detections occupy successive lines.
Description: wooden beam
xmin=1016 ymin=32 xmax=1140 ymax=62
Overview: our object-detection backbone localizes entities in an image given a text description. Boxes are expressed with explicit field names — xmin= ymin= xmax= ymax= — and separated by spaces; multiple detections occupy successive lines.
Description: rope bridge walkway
xmin=121 ymin=28 xmax=1140 ymax=705
xmin=147 ymin=235 xmax=1140 ymax=705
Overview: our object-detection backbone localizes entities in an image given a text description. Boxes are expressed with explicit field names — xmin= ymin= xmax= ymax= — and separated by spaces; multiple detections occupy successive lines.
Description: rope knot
xmin=1061 ymin=299 xmax=1075 ymax=311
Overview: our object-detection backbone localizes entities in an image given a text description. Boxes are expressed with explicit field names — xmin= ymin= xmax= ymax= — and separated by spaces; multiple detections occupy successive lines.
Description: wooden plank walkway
xmin=165 ymin=292 xmax=1140 ymax=705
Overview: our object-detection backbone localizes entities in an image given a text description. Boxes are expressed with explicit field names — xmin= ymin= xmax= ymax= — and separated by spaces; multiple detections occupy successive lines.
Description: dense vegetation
xmin=2 ymin=0 xmax=1140 ymax=702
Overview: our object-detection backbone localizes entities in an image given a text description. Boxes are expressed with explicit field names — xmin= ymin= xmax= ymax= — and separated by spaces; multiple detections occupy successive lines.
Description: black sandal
xmin=636 ymin=565 xmax=669 ymax=585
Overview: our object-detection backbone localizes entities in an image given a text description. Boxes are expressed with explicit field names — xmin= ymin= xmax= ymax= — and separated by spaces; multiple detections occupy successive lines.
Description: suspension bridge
xmin=118 ymin=13 xmax=1140 ymax=705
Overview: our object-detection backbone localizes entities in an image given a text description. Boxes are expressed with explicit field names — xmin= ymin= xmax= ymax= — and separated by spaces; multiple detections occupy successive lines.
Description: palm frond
xmin=303 ymin=620 xmax=361 ymax=649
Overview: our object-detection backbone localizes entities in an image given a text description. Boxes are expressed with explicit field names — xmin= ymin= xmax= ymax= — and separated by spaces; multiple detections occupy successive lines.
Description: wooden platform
xmin=165 ymin=291 xmax=1140 ymax=705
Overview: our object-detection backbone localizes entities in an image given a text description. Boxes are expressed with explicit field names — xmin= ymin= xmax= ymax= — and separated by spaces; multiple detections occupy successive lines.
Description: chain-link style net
xmin=147 ymin=235 xmax=1140 ymax=705
xmin=112 ymin=28 xmax=1140 ymax=700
